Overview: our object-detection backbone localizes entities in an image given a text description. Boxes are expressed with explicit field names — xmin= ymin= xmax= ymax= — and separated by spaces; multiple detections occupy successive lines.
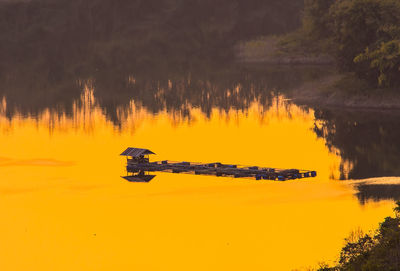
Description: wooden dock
xmin=121 ymin=148 xmax=317 ymax=182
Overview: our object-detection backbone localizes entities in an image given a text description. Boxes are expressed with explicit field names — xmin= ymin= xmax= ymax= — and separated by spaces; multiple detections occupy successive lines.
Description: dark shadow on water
xmin=0 ymin=63 xmax=333 ymax=124
xmin=313 ymin=108 xmax=400 ymax=180
xmin=355 ymin=183 xmax=400 ymax=205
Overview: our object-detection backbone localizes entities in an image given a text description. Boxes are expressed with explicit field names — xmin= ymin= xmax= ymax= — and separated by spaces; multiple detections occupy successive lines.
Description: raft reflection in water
xmin=122 ymin=172 xmax=156 ymax=183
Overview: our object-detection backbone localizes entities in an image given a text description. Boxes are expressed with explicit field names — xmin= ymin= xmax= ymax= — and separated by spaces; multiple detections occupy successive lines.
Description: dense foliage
xmin=0 ymin=0 xmax=303 ymax=73
xmin=318 ymin=202 xmax=400 ymax=270
xmin=289 ymin=0 xmax=400 ymax=88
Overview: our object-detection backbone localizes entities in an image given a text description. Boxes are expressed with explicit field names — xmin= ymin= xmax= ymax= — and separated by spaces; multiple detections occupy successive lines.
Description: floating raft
xmin=121 ymin=147 xmax=317 ymax=182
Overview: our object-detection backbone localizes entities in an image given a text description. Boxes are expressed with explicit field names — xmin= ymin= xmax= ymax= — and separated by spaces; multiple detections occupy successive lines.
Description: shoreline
xmin=235 ymin=37 xmax=334 ymax=65
xmin=235 ymin=37 xmax=400 ymax=110
xmin=286 ymin=73 xmax=400 ymax=110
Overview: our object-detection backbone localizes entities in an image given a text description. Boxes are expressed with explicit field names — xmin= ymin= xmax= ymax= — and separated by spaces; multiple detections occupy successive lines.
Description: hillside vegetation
xmin=0 ymin=0 xmax=303 ymax=73
xmin=281 ymin=0 xmax=400 ymax=88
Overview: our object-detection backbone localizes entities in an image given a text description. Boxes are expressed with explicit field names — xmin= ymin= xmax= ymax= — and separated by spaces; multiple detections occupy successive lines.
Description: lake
xmin=0 ymin=64 xmax=399 ymax=270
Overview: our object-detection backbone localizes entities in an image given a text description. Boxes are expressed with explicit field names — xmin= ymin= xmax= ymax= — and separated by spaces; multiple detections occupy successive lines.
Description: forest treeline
xmin=2 ymin=0 xmax=399 ymax=89
xmin=282 ymin=0 xmax=400 ymax=88
xmin=0 ymin=0 xmax=302 ymax=75
xmin=318 ymin=202 xmax=400 ymax=270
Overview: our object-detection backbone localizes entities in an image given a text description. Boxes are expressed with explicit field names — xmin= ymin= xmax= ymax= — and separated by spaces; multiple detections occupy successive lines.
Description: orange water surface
xmin=0 ymin=89 xmax=395 ymax=271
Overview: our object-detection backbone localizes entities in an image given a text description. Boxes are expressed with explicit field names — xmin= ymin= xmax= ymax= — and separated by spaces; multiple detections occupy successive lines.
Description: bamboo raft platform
xmin=121 ymin=148 xmax=317 ymax=182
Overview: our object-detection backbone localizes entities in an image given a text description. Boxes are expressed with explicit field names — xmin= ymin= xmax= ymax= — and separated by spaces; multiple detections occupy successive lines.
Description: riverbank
xmin=235 ymin=37 xmax=400 ymax=109
xmin=235 ymin=36 xmax=334 ymax=64
xmin=286 ymin=73 xmax=400 ymax=110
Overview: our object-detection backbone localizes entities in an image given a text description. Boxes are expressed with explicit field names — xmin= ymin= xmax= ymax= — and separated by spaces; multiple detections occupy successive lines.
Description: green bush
xmin=354 ymin=40 xmax=400 ymax=87
xmin=318 ymin=201 xmax=400 ymax=271
xmin=288 ymin=0 xmax=400 ymax=88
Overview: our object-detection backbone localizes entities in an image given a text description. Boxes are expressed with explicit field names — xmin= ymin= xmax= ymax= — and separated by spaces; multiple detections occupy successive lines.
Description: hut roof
xmin=120 ymin=147 xmax=155 ymax=157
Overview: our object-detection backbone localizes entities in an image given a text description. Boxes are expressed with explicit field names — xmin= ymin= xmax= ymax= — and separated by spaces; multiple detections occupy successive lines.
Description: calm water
xmin=1 ymin=65 xmax=399 ymax=270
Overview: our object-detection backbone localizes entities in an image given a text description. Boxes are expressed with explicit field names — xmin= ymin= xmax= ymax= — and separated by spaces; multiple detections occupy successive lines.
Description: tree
xmin=354 ymin=39 xmax=400 ymax=87
xmin=329 ymin=0 xmax=400 ymax=86
xmin=302 ymin=0 xmax=335 ymax=40
xmin=318 ymin=201 xmax=400 ymax=270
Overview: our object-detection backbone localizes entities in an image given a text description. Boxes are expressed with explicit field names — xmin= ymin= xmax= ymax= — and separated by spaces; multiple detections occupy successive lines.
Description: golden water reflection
xmin=0 ymin=90 xmax=395 ymax=271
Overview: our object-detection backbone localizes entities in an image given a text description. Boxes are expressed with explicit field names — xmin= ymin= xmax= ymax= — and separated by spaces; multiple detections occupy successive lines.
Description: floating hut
xmin=120 ymin=147 xmax=155 ymax=164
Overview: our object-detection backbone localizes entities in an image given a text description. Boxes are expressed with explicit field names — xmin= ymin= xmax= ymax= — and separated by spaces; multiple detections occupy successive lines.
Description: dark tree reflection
xmin=355 ymin=183 xmax=400 ymax=205
xmin=314 ymin=109 xmax=400 ymax=180
xmin=0 ymin=64 xmax=332 ymax=126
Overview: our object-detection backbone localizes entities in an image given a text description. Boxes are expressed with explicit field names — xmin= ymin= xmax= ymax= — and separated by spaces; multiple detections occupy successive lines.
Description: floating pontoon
xmin=121 ymin=147 xmax=317 ymax=182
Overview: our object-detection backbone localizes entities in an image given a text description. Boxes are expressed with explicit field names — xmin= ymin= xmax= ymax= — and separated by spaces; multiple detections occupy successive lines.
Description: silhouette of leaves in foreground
xmin=318 ymin=201 xmax=400 ymax=271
